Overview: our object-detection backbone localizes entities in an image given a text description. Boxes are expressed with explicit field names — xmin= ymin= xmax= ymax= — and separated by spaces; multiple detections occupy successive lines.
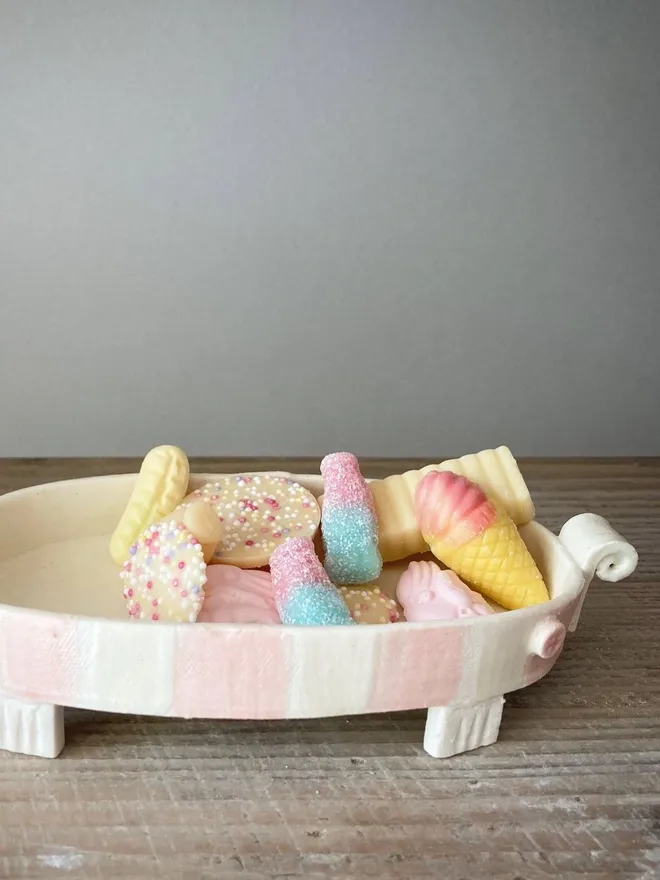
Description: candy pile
xmin=111 ymin=445 xmax=550 ymax=626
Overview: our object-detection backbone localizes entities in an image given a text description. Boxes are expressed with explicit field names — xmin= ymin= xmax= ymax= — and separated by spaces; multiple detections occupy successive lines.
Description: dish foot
xmin=0 ymin=692 xmax=65 ymax=758
xmin=424 ymin=696 xmax=504 ymax=758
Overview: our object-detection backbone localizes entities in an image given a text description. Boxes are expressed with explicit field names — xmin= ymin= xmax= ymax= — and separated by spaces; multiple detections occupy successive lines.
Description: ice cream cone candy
xmin=414 ymin=470 xmax=549 ymax=610
xmin=369 ymin=446 xmax=534 ymax=562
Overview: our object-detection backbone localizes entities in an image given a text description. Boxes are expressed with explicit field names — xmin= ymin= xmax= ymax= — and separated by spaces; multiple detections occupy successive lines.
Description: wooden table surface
xmin=0 ymin=458 xmax=658 ymax=880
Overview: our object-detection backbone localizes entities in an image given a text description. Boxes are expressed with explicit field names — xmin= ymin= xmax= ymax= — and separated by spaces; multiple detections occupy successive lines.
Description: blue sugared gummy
xmin=322 ymin=507 xmax=383 ymax=585
xmin=280 ymin=583 xmax=355 ymax=626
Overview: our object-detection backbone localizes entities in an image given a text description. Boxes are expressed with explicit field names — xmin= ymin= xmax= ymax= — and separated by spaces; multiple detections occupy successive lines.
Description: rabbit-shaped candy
xmin=397 ymin=560 xmax=494 ymax=622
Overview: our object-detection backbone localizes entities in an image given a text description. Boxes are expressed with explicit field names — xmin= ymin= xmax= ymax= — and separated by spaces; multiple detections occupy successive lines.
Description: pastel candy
xmin=120 ymin=520 xmax=207 ymax=623
xmin=270 ymin=537 xmax=355 ymax=626
xmin=198 ymin=565 xmax=280 ymax=625
xmin=397 ymin=560 xmax=494 ymax=622
xmin=414 ymin=470 xmax=549 ymax=610
xmin=177 ymin=474 xmax=320 ymax=569
xmin=339 ymin=586 xmax=402 ymax=625
xmin=320 ymin=452 xmax=382 ymax=585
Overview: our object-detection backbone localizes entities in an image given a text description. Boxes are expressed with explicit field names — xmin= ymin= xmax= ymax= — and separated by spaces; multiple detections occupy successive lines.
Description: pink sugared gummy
xmin=270 ymin=537 xmax=331 ymax=599
xmin=320 ymin=452 xmax=375 ymax=511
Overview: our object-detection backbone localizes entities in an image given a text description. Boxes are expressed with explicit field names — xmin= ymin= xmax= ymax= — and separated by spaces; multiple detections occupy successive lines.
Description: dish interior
xmin=0 ymin=473 xmax=574 ymax=620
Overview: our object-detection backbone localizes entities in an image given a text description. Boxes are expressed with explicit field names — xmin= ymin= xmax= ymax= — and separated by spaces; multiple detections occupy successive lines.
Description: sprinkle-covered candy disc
xmin=339 ymin=586 xmax=402 ymax=625
xmin=120 ymin=520 xmax=207 ymax=622
xmin=179 ymin=475 xmax=321 ymax=568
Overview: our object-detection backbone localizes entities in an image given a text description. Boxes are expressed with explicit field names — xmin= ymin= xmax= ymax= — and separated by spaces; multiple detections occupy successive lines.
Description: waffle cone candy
xmin=414 ymin=470 xmax=548 ymax=610
xmin=369 ymin=446 xmax=534 ymax=562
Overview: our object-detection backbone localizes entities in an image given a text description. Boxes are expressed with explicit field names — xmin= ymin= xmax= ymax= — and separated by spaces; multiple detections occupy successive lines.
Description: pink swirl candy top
xmin=415 ymin=471 xmax=496 ymax=548
xmin=397 ymin=560 xmax=493 ymax=622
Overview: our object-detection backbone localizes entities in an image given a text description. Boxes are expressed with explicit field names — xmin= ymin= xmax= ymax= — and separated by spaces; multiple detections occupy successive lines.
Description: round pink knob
xmin=529 ymin=618 xmax=566 ymax=660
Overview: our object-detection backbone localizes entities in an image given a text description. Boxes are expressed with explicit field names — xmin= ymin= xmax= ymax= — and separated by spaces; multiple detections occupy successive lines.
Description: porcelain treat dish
xmin=0 ymin=472 xmax=638 ymax=759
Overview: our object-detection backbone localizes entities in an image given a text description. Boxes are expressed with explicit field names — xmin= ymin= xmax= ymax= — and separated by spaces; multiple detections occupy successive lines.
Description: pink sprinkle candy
xmin=321 ymin=452 xmax=375 ymax=511
xmin=245 ymin=539 xmax=254 ymax=547
xmin=152 ymin=599 xmax=158 ymax=607
xmin=152 ymin=613 xmax=159 ymax=621
xmin=181 ymin=590 xmax=188 ymax=598
xmin=172 ymin=578 xmax=180 ymax=588
xmin=178 ymin=561 xmax=185 ymax=569
xmin=146 ymin=581 xmax=153 ymax=590
xmin=127 ymin=589 xmax=134 ymax=598
xmin=124 ymin=562 xmax=132 ymax=572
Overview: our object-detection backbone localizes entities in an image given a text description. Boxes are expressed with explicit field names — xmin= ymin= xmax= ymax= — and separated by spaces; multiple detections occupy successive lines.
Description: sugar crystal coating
xmin=321 ymin=452 xmax=382 ymax=585
xmin=270 ymin=536 xmax=332 ymax=593
xmin=321 ymin=452 xmax=376 ymax=510
xmin=270 ymin=537 xmax=354 ymax=626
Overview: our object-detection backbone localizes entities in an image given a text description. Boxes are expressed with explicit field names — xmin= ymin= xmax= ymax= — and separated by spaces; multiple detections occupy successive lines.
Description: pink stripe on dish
xmin=0 ymin=611 xmax=78 ymax=704
xmin=172 ymin=625 xmax=288 ymax=719
xmin=369 ymin=624 xmax=464 ymax=712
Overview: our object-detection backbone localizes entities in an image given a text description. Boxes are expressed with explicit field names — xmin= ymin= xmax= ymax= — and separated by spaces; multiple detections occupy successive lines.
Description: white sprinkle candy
xmin=173 ymin=474 xmax=321 ymax=569
xmin=120 ymin=520 xmax=207 ymax=623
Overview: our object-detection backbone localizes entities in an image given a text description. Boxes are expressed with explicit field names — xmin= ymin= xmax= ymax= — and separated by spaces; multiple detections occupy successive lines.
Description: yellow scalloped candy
xmin=109 ymin=445 xmax=190 ymax=566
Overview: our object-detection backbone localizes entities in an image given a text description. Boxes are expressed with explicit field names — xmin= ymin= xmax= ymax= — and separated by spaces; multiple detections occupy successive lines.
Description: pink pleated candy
xmin=198 ymin=565 xmax=280 ymax=625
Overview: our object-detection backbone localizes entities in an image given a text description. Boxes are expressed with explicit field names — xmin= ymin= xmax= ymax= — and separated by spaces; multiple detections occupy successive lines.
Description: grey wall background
xmin=1 ymin=0 xmax=659 ymax=458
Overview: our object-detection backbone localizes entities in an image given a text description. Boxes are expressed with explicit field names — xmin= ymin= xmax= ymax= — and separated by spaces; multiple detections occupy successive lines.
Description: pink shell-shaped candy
xmin=397 ymin=560 xmax=493 ymax=622
xmin=198 ymin=565 xmax=280 ymax=624
xmin=414 ymin=470 xmax=496 ymax=546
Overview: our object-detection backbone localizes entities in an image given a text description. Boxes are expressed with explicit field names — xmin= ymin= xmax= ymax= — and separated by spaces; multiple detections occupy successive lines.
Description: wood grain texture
xmin=0 ymin=457 xmax=658 ymax=880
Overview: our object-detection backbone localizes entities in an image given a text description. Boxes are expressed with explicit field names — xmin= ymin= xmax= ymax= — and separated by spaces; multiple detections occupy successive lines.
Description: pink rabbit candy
xmin=397 ymin=560 xmax=494 ymax=622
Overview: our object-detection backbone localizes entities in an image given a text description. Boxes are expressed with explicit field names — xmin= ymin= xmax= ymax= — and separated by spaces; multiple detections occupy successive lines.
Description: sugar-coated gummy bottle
xmin=270 ymin=537 xmax=355 ymax=626
xmin=320 ymin=452 xmax=382 ymax=585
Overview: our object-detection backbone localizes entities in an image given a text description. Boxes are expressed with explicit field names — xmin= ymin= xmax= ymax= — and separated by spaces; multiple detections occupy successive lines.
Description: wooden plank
xmin=0 ymin=458 xmax=658 ymax=879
